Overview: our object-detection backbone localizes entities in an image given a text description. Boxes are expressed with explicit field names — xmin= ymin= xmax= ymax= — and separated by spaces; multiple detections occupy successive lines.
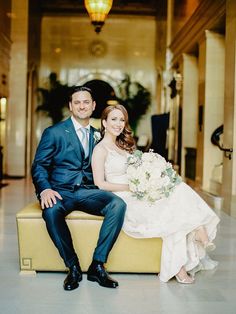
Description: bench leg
xmin=20 ymin=270 xmax=36 ymax=276
xmin=19 ymin=257 xmax=36 ymax=276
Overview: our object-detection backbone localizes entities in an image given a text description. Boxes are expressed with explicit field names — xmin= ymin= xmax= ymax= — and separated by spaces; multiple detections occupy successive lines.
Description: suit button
xmin=83 ymin=176 xmax=88 ymax=183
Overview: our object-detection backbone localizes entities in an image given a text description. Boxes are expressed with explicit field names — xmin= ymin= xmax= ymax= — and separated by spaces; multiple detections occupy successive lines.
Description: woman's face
xmin=103 ymin=108 xmax=125 ymax=137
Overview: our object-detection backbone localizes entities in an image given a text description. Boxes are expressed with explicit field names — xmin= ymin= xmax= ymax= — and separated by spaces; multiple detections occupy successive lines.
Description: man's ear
xmin=92 ymin=101 xmax=96 ymax=111
xmin=69 ymin=102 xmax=72 ymax=111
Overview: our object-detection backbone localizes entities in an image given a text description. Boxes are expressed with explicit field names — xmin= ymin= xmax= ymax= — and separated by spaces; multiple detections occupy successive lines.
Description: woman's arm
xmin=92 ymin=145 xmax=129 ymax=192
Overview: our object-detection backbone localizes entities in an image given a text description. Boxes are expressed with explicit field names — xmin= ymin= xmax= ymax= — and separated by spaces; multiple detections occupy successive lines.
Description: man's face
xmin=69 ymin=91 xmax=96 ymax=123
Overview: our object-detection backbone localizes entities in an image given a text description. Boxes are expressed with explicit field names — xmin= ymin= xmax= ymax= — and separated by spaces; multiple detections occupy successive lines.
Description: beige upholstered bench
xmin=16 ymin=202 xmax=162 ymax=275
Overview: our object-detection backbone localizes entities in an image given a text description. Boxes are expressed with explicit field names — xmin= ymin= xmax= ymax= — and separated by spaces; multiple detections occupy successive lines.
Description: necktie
xmin=80 ymin=127 xmax=89 ymax=157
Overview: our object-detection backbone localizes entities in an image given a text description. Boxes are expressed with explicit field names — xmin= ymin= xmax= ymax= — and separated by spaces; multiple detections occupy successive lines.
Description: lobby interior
xmin=1 ymin=1 xmax=236 ymax=313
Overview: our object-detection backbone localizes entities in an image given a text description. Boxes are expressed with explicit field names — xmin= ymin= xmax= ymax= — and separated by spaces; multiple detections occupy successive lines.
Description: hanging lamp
xmin=84 ymin=0 xmax=113 ymax=34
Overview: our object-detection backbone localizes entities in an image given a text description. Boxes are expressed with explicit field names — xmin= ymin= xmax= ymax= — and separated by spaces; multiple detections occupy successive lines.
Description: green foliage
xmin=116 ymin=74 xmax=151 ymax=132
xmin=36 ymin=72 xmax=70 ymax=125
xmin=36 ymin=73 xmax=151 ymax=130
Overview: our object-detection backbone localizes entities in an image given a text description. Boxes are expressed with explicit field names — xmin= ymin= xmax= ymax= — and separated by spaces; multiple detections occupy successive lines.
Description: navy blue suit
xmin=31 ymin=117 xmax=126 ymax=267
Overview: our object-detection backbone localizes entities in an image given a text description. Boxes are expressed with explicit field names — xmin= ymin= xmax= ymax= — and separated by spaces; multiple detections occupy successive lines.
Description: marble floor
xmin=0 ymin=178 xmax=236 ymax=314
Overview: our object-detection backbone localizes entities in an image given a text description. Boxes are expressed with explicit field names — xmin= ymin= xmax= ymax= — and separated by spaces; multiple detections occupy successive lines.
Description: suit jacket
xmin=31 ymin=117 xmax=98 ymax=198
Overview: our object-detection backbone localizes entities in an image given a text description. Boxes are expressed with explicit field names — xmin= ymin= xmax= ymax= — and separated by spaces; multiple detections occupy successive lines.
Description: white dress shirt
xmin=71 ymin=116 xmax=90 ymax=144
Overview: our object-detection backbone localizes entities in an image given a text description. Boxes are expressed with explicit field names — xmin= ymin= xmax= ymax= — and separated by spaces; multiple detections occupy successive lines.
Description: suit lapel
xmin=88 ymin=127 xmax=96 ymax=164
xmin=63 ymin=118 xmax=84 ymax=160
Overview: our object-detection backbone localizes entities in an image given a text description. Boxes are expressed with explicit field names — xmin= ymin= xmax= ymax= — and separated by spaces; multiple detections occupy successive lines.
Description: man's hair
xmin=69 ymin=85 xmax=94 ymax=102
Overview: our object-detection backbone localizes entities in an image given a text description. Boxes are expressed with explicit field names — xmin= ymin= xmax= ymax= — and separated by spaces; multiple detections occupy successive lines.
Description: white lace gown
xmin=104 ymin=149 xmax=220 ymax=282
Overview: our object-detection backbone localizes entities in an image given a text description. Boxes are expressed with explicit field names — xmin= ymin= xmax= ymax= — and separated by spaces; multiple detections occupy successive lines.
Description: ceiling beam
xmin=39 ymin=0 xmax=166 ymax=18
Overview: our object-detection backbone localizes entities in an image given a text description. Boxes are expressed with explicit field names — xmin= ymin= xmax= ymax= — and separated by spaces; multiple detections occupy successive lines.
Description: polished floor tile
xmin=0 ymin=178 xmax=236 ymax=314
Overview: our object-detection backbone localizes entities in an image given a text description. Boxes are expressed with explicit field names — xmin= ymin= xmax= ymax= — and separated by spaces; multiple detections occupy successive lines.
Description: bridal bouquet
xmin=127 ymin=150 xmax=182 ymax=203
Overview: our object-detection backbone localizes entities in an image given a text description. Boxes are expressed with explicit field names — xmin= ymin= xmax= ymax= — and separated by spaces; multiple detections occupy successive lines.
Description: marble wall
xmin=199 ymin=31 xmax=225 ymax=192
xmin=39 ymin=15 xmax=158 ymax=139
xmin=0 ymin=0 xmax=11 ymax=175
xmin=6 ymin=0 xmax=28 ymax=176
xmin=222 ymin=0 xmax=236 ymax=216
xmin=180 ymin=54 xmax=198 ymax=178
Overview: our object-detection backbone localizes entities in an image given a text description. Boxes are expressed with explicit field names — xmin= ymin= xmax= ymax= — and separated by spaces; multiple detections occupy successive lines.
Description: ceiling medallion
xmin=89 ymin=40 xmax=107 ymax=57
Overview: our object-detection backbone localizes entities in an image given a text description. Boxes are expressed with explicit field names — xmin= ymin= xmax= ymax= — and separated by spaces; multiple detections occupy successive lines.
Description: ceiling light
xmin=84 ymin=0 xmax=113 ymax=34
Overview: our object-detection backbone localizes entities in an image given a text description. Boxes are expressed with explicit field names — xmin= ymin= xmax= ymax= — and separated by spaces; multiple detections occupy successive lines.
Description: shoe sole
xmin=63 ymin=275 xmax=83 ymax=291
xmin=175 ymin=275 xmax=195 ymax=284
xmin=64 ymin=282 xmax=79 ymax=291
xmin=87 ymin=275 xmax=118 ymax=288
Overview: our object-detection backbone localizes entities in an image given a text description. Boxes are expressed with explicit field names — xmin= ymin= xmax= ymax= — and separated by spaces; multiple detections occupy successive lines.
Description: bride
xmin=91 ymin=104 xmax=220 ymax=284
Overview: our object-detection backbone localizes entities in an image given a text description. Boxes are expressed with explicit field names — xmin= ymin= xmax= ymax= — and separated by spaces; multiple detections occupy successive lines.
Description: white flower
xmin=142 ymin=152 xmax=154 ymax=162
xmin=127 ymin=149 xmax=182 ymax=203
xmin=93 ymin=131 xmax=101 ymax=144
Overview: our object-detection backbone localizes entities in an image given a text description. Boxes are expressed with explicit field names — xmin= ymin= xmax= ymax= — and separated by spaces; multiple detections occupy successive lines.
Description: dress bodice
xmin=104 ymin=149 xmax=129 ymax=184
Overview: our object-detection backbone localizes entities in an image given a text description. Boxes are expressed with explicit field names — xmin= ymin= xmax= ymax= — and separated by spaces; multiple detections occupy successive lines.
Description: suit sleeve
xmin=31 ymin=127 xmax=56 ymax=197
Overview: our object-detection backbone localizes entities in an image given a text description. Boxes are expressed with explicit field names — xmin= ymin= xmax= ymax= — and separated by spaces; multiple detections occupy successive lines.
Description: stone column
xmin=222 ymin=0 xmax=236 ymax=216
xmin=164 ymin=0 xmax=174 ymax=113
xmin=197 ymin=31 xmax=225 ymax=192
xmin=6 ymin=0 xmax=28 ymax=176
xmin=180 ymin=54 xmax=198 ymax=179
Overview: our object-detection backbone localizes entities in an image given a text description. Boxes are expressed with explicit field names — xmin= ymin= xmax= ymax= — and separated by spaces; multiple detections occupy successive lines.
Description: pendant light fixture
xmin=84 ymin=0 xmax=113 ymax=33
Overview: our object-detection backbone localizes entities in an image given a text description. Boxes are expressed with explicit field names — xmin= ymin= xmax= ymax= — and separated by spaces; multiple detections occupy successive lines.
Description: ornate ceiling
xmin=38 ymin=0 xmax=166 ymax=18
xmin=37 ymin=0 xmax=207 ymax=21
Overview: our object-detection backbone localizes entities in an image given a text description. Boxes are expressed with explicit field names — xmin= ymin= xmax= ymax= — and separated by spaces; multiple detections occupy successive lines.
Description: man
xmin=32 ymin=86 xmax=126 ymax=291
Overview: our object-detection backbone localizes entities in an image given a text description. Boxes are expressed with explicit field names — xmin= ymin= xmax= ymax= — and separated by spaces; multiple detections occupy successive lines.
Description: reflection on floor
xmin=0 ymin=178 xmax=236 ymax=314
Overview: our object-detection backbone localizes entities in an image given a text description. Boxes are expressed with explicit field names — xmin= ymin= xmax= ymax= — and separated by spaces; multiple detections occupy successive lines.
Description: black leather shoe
xmin=87 ymin=263 xmax=118 ymax=288
xmin=63 ymin=264 xmax=83 ymax=291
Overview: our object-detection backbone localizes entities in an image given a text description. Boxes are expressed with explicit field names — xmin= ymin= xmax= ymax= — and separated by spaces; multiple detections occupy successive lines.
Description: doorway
xmin=84 ymin=79 xmax=117 ymax=118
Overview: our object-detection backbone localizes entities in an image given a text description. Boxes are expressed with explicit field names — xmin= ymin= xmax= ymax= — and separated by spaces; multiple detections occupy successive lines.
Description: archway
xmin=84 ymin=79 xmax=117 ymax=119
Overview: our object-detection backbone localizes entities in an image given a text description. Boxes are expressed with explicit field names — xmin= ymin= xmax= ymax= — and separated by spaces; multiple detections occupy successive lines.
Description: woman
xmin=92 ymin=104 xmax=220 ymax=284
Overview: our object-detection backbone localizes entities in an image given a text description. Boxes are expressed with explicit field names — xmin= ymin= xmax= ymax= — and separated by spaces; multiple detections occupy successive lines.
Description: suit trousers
xmin=42 ymin=187 xmax=126 ymax=268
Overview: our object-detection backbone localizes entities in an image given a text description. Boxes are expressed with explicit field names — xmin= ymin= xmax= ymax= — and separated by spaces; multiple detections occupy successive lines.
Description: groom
xmin=31 ymin=85 xmax=126 ymax=291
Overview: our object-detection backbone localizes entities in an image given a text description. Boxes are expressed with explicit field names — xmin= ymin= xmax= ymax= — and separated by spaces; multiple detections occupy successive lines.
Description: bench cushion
xmin=16 ymin=202 xmax=162 ymax=274
xmin=16 ymin=202 xmax=103 ymax=220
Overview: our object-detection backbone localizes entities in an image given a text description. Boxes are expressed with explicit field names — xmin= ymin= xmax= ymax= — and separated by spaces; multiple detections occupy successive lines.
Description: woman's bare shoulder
xmin=93 ymin=141 xmax=108 ymax=154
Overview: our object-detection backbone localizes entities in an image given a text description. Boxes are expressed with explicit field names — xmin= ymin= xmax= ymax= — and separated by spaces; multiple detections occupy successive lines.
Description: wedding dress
xmin=104 ymin=149 xmax=220 ymax=282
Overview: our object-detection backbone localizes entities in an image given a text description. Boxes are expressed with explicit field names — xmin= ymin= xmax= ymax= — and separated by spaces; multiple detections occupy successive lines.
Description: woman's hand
xmin=40 ymin=188 xmax=63 ymax=209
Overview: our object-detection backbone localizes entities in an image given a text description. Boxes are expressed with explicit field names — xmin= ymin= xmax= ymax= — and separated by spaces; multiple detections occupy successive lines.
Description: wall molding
xmin=0 ymin=32 xmax=11 ymax=58
xmin=169 ymin=0 xmax=225 ymax=66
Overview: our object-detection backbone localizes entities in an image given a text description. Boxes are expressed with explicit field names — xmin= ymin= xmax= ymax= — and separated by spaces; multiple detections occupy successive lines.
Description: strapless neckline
xmin=104 ymin=146 xmax=129 ymax=158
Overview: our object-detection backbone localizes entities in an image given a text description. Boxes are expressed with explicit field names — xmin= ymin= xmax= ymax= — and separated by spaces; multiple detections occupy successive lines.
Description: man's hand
xmin=40 ymin=188 xmax=63 ymax=209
